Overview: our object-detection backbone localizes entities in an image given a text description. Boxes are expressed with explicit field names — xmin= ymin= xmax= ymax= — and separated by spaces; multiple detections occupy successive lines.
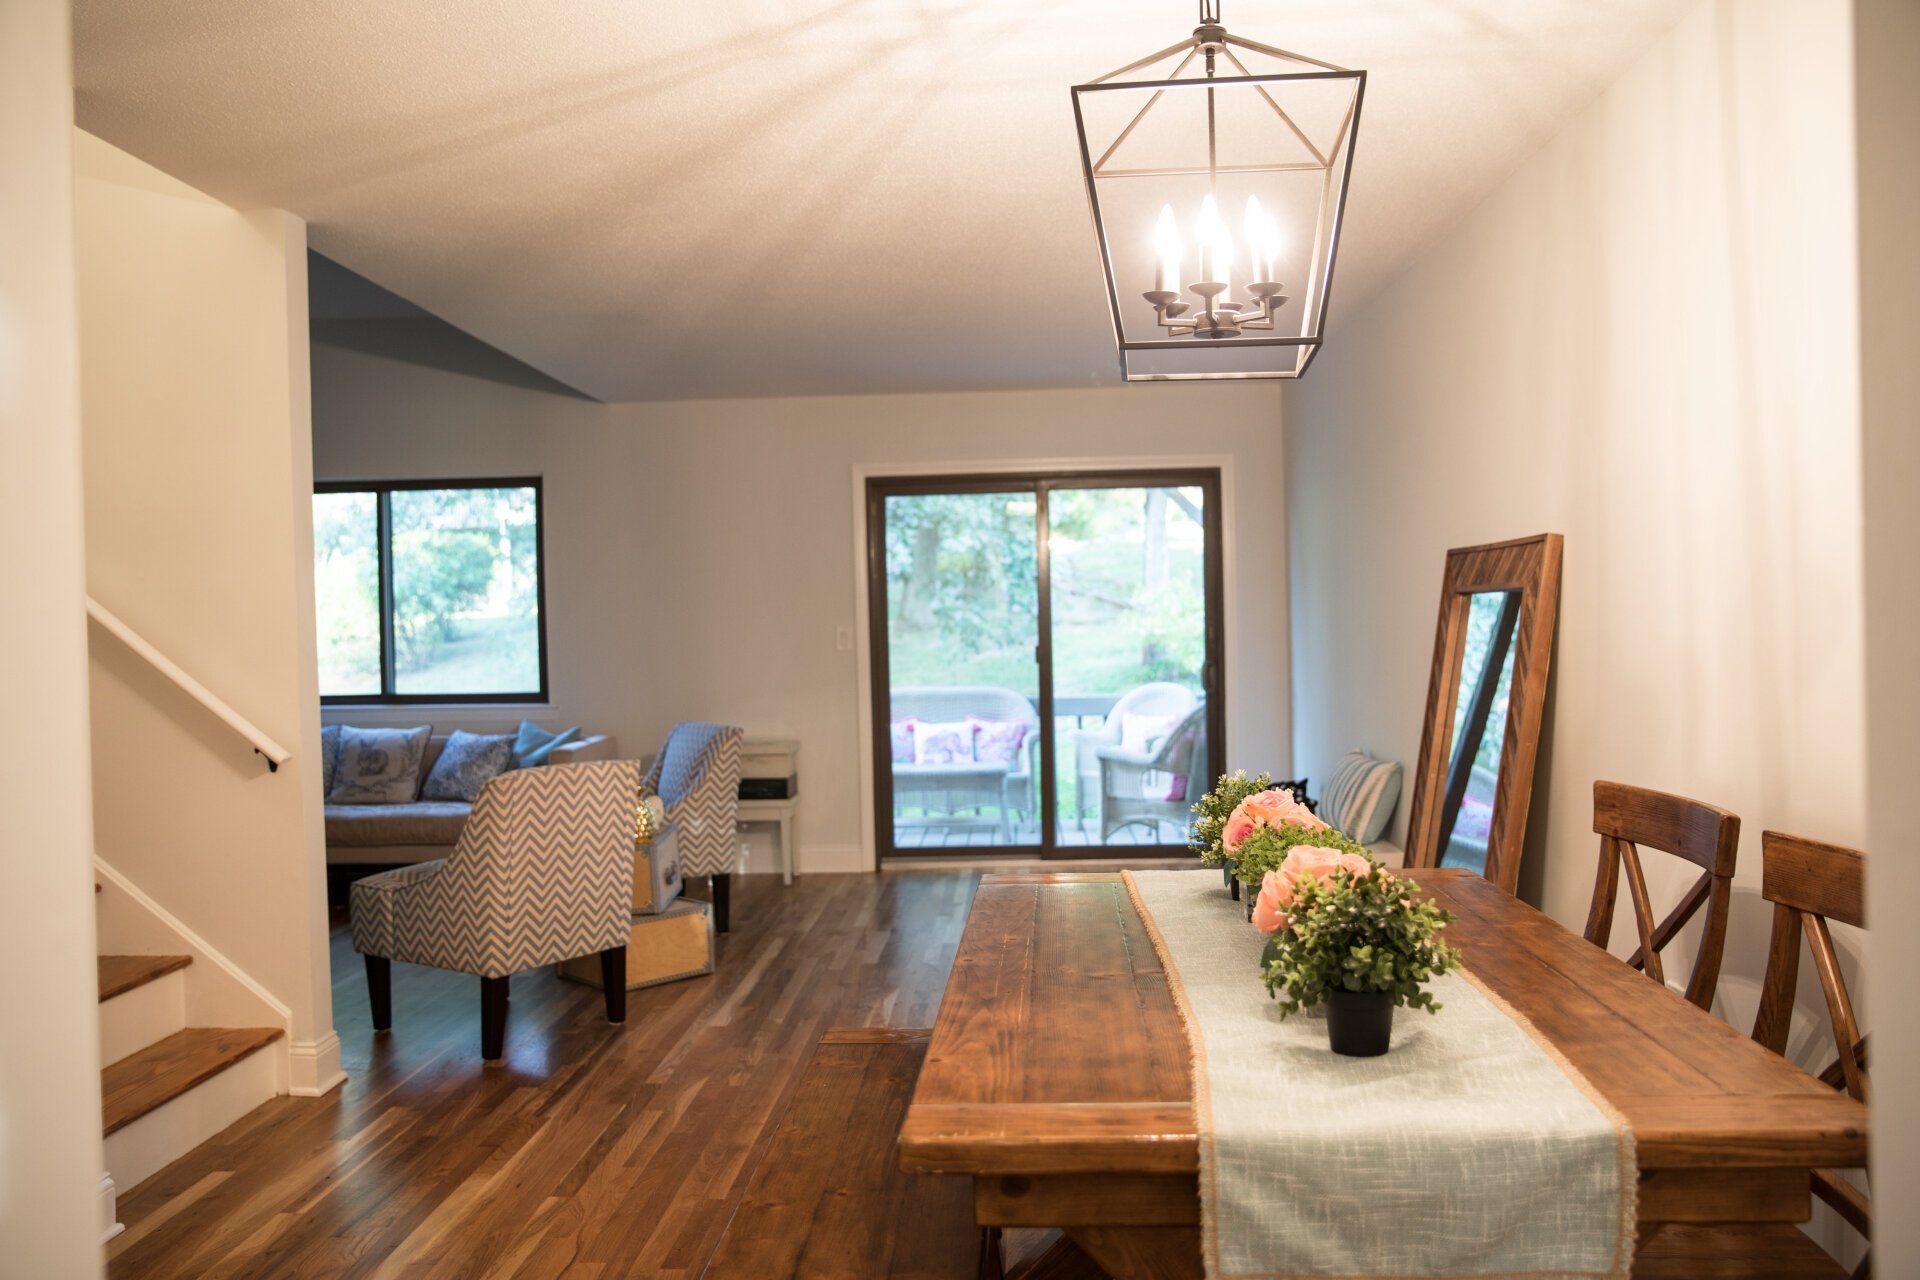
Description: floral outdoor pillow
xmin=420 ymin=731 xmax=514 ymax=803
xmin=912 ymin=720 xmax=976 ymax=766
xmin=889 ymin=718 xmax=918 ymax=764
xmin=969 ymin=718 xmax=1028 ymax=768
xmin=327 ymin=725 xmax=432 ymax=805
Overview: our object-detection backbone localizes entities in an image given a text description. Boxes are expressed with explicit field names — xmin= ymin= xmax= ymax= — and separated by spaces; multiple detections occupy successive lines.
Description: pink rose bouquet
xmin=1223 ymin=787 xmax=1329 ymax=855
xmin=1251 ymin=845 xmax=1375 ymax=933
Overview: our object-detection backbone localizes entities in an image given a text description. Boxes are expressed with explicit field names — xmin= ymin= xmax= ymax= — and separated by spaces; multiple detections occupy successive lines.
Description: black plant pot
xmin=1325 ymin=990 xmax=1394 ymax=1057
xmin=1225 ymin=867 xmax=1241 ymax=901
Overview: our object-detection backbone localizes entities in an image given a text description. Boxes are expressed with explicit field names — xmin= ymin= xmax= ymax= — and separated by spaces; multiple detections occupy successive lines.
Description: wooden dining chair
xmin=1634 ymin=831 xmax=1868 ymax=1280
xmin=1582 ymin=781 xmax=1739 ymax=1010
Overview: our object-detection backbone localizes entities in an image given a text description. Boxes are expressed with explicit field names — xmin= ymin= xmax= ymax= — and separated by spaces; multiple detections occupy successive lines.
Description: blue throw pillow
xmin=512 ymin=720 xmax=581 ymax=768
xmin=421 ymin=731 xmax=514 ymax=802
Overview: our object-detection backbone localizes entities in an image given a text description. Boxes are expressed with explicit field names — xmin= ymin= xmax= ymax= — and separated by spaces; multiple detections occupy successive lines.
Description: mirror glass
xmin=1436 ymin=590 xmax=1521 ymax=873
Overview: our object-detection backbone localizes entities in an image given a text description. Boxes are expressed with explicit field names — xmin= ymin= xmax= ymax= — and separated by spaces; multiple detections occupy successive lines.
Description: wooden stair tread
xmin=98 ymin=954 xmax=192 ymax=1002
xmin=102 ymin=1027 xmax=282 ymax=1136
xmin=1632 ymin=1223 xmax=1848 ymax=1279
xmin=705 ymin=1026 xmax=979 ymax=1280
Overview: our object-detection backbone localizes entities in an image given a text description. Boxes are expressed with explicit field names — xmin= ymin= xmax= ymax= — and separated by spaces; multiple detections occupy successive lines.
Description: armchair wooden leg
xmin=600 ymin=947 xmax=627 ymax=1023
xmin=365 ymin=955 xmax=391 ymax=1031
xmin=712 ymin=873 xmax=731 ymax=934
xmin=481 ymin=975 xmax=509 ymax=1060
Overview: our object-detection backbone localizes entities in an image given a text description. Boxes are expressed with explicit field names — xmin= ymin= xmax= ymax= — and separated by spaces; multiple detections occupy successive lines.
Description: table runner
xmin=1125 ymin=869 xmax=1635 ymax=1280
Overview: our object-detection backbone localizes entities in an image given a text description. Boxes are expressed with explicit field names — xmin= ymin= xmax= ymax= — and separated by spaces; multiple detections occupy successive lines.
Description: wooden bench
xmin=704 ymin=1027 xmax=987 ymax=1280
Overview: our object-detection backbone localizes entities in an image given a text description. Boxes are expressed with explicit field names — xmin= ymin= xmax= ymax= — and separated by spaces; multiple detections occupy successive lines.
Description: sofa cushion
xmin=421 ymin=730 xmax=514 ymax=802
xmin=325 ymin=801 xmax=473 ymax=847
xmin=328 ymin=725 xmax=433 ymax=804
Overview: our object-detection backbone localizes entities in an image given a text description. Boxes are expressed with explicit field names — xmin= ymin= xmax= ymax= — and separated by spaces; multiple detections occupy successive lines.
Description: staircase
xmin=96 ymin=935 xmax=283 ymax=1198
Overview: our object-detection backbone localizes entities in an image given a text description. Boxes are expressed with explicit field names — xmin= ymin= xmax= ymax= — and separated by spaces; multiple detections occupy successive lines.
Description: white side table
xmin=736 ymin=797 xmax=798 ymax=885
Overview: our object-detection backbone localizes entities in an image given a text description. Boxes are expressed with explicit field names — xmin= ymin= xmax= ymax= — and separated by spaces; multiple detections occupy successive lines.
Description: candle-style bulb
xmin=1196 ymin=194 xmax=1225 ymax=284
xmin=1244 ymin=195 xmax=1267 ymax=281
xmin=1261 ymin=211 xmax=1284 ymax=281
xmin=1154 ymin=204 xmax=1182 ymax=294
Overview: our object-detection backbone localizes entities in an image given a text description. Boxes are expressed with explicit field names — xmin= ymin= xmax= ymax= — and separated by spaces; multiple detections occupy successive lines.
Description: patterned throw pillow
xmin=1322 ymin=751 xmax=1402 ymax=844
xmin=511 ymin=720 xmax=581 ymax=768
xmin=421 ymin=731 xmax=514 ymax=803
xmin=327 ymin=725 xmax=433 ymax=805
xmin=912 ymin=720 xmax=975 ymax=766
xmin=320 ymin=724 xmax=343 ymax=798
xmin=889 ymin=718 xmax=918 ymax=764
xmin=969 ymin=718 xmax=1028 ymax=768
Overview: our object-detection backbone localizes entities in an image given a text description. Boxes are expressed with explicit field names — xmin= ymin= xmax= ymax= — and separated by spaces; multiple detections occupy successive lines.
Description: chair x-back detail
xmin=1583 ymin=781 xmax=1740 ymax=1010
xmin=1751 ymin=831 xmax=1871 ymax=1260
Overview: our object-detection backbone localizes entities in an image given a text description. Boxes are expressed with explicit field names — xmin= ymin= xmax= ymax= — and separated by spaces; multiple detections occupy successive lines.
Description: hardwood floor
xmin=108 ymin=872 xmax=984 ymax=1280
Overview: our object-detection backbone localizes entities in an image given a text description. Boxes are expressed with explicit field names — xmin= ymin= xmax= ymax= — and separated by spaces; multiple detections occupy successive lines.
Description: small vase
xmin=1224 ymin=866 xmax=1241 ymax=901
xmin=1325 ymin=989 xmax=1394 ymax=1057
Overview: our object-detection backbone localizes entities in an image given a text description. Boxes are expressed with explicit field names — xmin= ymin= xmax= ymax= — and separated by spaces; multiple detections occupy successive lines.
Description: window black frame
xmin=315 ymin=476 xmax=550 ymax=706
xmin=865 ymin=467 xmax=1227 ymax=861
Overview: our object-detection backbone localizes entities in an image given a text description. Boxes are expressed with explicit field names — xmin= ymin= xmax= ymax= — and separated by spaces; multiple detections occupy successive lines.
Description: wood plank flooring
xmin=107 ymin=872 xmax=984 ymax=1280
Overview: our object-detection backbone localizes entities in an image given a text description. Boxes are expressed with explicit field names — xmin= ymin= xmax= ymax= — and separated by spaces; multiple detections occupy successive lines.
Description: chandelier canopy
xmin=1071 ymin=1 xmax=1365 ymax=381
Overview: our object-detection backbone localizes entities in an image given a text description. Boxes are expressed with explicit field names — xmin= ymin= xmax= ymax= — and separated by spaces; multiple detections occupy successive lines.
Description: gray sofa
xmin=325 ymin=733 xmax=617 ymax=865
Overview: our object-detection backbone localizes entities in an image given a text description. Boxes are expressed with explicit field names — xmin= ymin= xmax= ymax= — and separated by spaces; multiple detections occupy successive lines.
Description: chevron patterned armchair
xmin=642 ymin=723 xmax=744 ymax=932
xmin=351 ymin=759 xmax=643 ymax=1060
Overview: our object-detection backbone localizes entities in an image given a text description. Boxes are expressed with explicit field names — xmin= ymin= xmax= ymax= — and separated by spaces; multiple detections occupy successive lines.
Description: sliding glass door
xmin=868 ymin=470 xmax=1224 ymax=859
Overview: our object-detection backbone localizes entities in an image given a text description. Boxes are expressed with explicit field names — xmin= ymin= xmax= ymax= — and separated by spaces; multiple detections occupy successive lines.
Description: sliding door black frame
xmin=866 ymin=468 xmax=1226 ymax=861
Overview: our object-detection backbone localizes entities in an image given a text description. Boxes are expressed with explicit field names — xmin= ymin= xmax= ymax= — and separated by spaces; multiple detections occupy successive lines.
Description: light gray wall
xmin=1856 ymin=0 xmax=1920 ymax=1267
xmin=1283 ymin=1 xmax=1867 ymax=1219
xmin=0 ymin=1 xmax=109 ymax=1271
xmin=75 ymin=132 xmax=339 ymax=1086
xmin=312 ymin=346 xmax=1292 ymax=871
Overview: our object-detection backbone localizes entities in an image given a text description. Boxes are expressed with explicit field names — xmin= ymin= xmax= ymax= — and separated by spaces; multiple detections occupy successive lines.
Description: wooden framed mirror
xmin=1405 ymin=534 xmax=1563 ymax=895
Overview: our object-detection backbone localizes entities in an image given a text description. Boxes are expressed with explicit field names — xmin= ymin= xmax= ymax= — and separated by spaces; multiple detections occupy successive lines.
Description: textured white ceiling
xmin=74 ymin=0 xmax=1692 ymax=402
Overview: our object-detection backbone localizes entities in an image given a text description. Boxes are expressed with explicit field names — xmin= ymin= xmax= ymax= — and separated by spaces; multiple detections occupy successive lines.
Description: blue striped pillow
xmin=1323 ymin=751 xmax=1402 ymax=844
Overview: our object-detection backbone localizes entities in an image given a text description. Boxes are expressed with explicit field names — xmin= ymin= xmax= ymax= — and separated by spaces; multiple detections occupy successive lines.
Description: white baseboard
xmin=796 ymin=843 xmax=865 ymax=874
xmin=287 ymin=1031 xmax=347 ymax=1097
xmin=98 ymin=1173 xmax=123 ymax=1245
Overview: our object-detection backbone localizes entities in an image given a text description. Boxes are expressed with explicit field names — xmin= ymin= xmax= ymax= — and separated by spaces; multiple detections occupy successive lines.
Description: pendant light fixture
xmin=1071 ymin=1 xmax=1365 ymax=380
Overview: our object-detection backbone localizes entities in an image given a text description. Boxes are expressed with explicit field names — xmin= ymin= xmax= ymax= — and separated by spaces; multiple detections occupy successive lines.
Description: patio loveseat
xmin=889 ymin=686 xmax=1039 ymax=841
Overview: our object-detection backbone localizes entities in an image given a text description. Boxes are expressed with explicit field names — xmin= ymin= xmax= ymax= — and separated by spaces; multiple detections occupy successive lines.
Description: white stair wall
xmin=93 ymin=857 xmax=290 ymax=1055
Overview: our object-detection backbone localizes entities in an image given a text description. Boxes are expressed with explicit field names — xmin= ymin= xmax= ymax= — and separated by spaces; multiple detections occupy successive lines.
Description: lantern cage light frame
xmin=1070 ymin=0 xmax=1366 ymax=381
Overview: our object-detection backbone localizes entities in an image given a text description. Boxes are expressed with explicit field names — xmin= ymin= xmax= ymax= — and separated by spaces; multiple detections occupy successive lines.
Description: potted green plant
xmin=1187 ymin=770 xmax=1276 ymax=899
xmin=1252 ymin=850 xmax=1460 ymax=1056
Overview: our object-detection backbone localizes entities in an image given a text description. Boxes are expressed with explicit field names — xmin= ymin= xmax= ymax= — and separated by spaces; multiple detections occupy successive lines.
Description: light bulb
xmin=1262 ymin=211 xmax=1284 ymax=281
xmin=1244 ymin=195 xmax=1268 ymax=282
xmin=1212 ymin=228 xmax=1233 ymax=294
xmin=1195 ymin=194 xmax=1235 ymax=287
xmin=1154 ymin=204 xmax=1182 ymax=294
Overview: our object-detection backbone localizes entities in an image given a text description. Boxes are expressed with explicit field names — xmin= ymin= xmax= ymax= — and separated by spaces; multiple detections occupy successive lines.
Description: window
xmin=314 ymin=479 xmax=547 ymax=703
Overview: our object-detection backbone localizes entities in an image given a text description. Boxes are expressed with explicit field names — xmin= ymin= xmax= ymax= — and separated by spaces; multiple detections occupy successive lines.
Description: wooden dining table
xmin=898 ymin=868 xmax=1868 ymax=1280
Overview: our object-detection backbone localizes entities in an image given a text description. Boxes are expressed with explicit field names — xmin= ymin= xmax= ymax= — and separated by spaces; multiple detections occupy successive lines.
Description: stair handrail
xmin=85 ymin=596 xmax=291 ymax=772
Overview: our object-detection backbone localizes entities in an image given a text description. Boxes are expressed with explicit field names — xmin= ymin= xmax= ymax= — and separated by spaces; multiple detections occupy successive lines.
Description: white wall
xmin=75 ymin=133 xmax=340 ymax=1093
xmin=1286 ymin=0 xmax=1863 ymax=1055
xmin=0 ymin=2 xmax=109 ymax=1274
xmin=311 ymin=345 xmax=1292 ymax=870
xmin=1855 ymin=0 xmax=1920 ymax=1268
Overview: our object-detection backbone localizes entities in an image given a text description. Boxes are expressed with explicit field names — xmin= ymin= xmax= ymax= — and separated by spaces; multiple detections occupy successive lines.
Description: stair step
xmin=98 ymin=954 xmax=192 ymax=1003
xmin=102 ymin=1027 xmax=283 ymax=1136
